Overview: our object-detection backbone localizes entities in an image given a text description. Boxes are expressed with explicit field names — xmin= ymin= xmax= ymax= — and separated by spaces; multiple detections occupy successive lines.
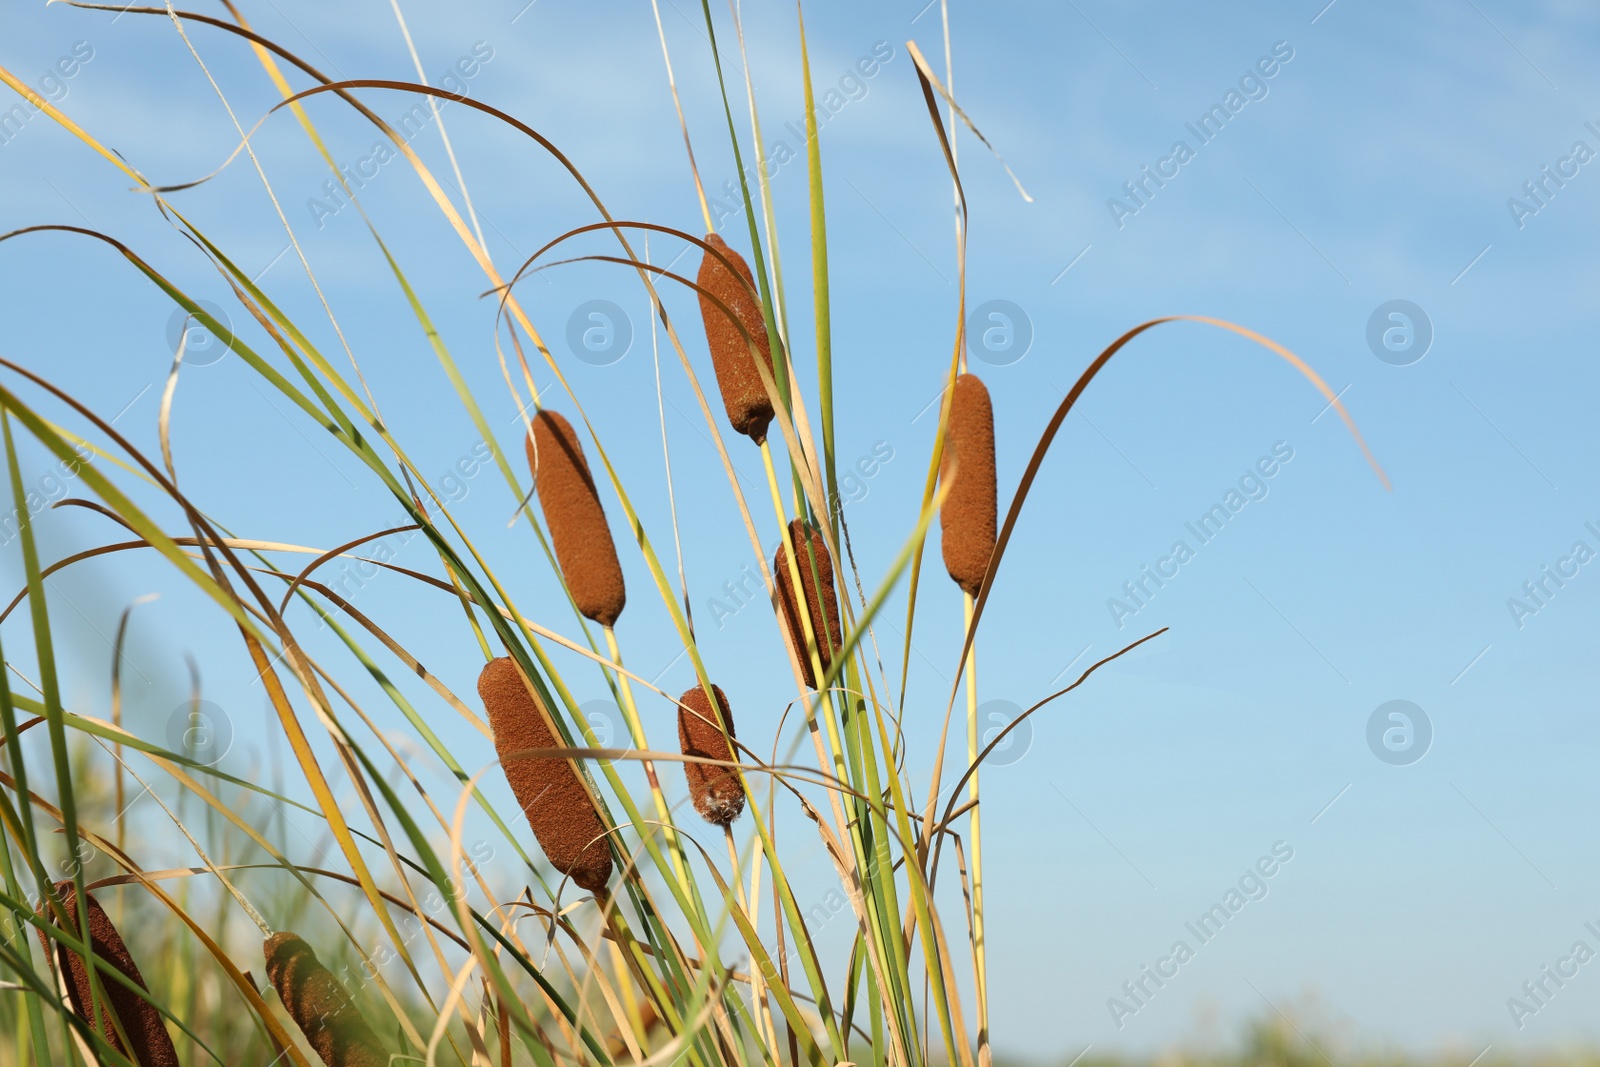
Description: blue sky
xmin=4 ymin=0 xmax=1600 ymax=1060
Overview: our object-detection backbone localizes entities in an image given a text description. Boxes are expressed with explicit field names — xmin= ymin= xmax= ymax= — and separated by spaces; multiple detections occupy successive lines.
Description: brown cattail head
xmin=773 ymin=519 xmax=845 ymax=689
xmin=676 ymin=684 xmax=745 ymax=825
xmin=527 ymin=410 xmax=626 ymax=627
xmin=697 ymin=233 xmax=777 ymax=444
xmin=263 ymin=932 xmax=386 ymax=1067
xmin=939 ymin=373 xmax=998 ymax=598
xmin=35 ymin=882 xmax=178 ymax=1067
xmin=478 ymin=657 xmax=613 ymax=895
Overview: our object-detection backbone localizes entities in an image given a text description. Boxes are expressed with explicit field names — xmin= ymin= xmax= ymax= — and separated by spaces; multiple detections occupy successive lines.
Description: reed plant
xmin=0 ymin=3 xmax=1384 ymax=1065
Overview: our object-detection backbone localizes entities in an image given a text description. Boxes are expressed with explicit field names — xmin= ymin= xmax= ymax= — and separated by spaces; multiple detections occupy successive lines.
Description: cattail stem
xmin=497 ymin=995 xmax=511 ymax=1067
xmin=964 ymin=591 xmax=990 ymax=1065
xmin=759 ymin=440 xmax=849 ymax=789
xmin=603 ymin=625 xmax=694 ymax=898
xmin=445 ymin=557 xmax=494 ymax=661
xmin=721 ymin=826 xmax=749 ymax=920
xmin=760 ymin=442 xmax=825 ymax=690
xmin=751 ymin=435 xmax=891 ymax=1062
xmin=744 ymin=823 xmax=780 ymax=1059
xmin=756 ymin=437 xmax=875 ymax=1009
xmin=721 ymin=827 xmax=781 ymax=1062
xmin=758 ymin=442 xmax=899 ymax=1058
xmin=604 ymin=940 xmax=646 ymax=1058
xmin=724 ymin=824 xmax=780 ymax=1063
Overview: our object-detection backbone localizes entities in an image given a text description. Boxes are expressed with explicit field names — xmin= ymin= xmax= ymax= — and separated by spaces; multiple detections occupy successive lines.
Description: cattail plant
xmin=35 ymin=882 xmax=179 ymax=1067
xmin=528 ymin=406 xmax=686 ymax=884
xmin=773 ymin=518 xmax=844 ymax=689
xmin=940 ymin=372 xmax=998 ymax=597
xmin=939 ymin=369 xmax=1001 ymax=1061
xmin=676 ymin=683 xmax=745 ymax=825
xmin=696 ymin=233 xmax=777 ymax=444
xmin=478 ymin=655 xmax=613 ymax=895
xmin=263 ymin=932 xmax=386 ymax=1067
xmin=526 ymin=409 xmax=626 ymax=627
xmin=0 ymin=6 xmax=1397 ymax=1065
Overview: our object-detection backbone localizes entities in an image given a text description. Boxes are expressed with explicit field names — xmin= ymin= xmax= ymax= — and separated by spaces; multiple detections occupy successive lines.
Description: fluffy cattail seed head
xmin=263 ymin=932 xmax=386 ymax=1067
xmin=677 ymin=683 xmax=745 ymax=825
xmin=478 ymin=657 xmax=613 ymax=895
xmin=36 ymin=882 xmax=178 ymax=1067
xmin=697 ymin=233 xmax=777 ymax=443
xmin=527 ymin=410 xmax=627 ymax=627
xmin=939 ymin=373 xmax=998 ymax=598
xmin=774 ymin=519 xmax=845 ymax=689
